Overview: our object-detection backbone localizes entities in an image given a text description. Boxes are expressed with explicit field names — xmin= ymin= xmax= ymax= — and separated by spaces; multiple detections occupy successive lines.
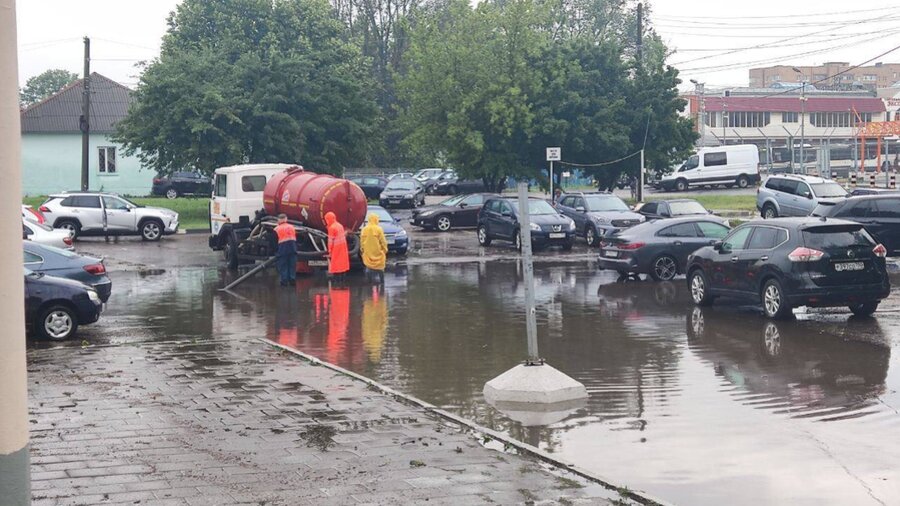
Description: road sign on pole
xmin=546 ymin=148 xmax=561 ymax=202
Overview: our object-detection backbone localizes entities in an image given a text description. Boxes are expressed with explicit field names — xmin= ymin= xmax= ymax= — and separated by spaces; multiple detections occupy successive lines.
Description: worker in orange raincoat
xmin=360 ymin=213 xmax=388 ymax=283
xmin=325 ymin=211 xmax=350 ymax=277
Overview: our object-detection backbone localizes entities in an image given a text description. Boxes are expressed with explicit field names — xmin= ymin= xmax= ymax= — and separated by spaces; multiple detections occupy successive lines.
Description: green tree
xmin=114 ymin=0 xmax=379 ymax=175
xmin=19 ymin=69 xmax=79 ymax=107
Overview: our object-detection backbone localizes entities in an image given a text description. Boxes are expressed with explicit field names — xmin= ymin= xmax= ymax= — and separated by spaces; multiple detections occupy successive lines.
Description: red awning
xmin=703 ymin=96 xmax=885 ymax=113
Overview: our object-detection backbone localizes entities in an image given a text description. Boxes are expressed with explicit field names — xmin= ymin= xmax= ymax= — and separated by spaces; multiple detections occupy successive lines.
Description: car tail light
xmin=38 ymin=205 xmax=51 ymax=214
xmin=788 ymin=247 xmax=824 ymax=262
xmin=153 ymin=178 xmax=162 ymax=184
xmin=26 ymin=207 xmax=46 ymax=224
xmin=873 ymin=244 xmax=887 ymax=258
xmin=63 ymin=236 xmax=73 ymax=246
xmin=618 ymin=242 xmax=645 ymax=250
xmin=83 ymin=263 xmax=106 ymax=275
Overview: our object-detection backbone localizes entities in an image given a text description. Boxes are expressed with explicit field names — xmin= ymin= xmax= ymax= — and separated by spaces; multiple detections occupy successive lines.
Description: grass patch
xmin=625 ymin=194 xmax=758 ymax=212
xmin=23 ymin=196 xmax=210 ymax=231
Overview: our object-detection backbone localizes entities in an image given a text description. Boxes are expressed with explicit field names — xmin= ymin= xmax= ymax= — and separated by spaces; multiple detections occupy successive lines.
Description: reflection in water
xmin=102 ymin=263 xmax=900 ymax=506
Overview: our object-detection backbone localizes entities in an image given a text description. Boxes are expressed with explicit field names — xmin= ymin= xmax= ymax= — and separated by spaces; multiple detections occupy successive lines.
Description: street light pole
xmin=793 ymin=67 xmax=808 ymax=174
xmin=690 ymin=79 xmax=705 ymax=147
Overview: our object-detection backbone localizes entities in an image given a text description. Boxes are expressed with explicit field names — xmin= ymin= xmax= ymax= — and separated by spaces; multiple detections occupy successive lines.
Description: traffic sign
xmin=546 ymin=147 xmax=561 ymax=162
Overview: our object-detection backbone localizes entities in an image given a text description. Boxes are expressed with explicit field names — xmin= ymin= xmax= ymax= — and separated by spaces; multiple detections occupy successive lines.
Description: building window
xmin=782 ymin=112 xmax=798 ymax=123
xmin=862 ymin=75 xmax=877 ymax=82
xmin=98 ymin=147 xmax=116 ymax=173
xmin=704 ymin=113 xmax=717 ymax=128
xmin=808 ymin=112 xmax=872 ymax=127
xmin=728 ymin=111 xmax=770 ymax=128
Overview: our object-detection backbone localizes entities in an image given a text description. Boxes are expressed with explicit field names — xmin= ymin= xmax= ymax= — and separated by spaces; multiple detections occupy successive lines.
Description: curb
xmin=260 ymin=338 xmax=672 ymax=506
xmin=177 ymin=228 xmax=209 ymax=235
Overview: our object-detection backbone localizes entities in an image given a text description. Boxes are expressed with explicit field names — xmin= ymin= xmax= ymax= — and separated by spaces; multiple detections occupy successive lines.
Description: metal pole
xmin=722 ymin=105 xmax=727 ymax=145
xmin=549 ymin=161 xmax=554 ymax=202
xmin=638 ymin=149 xmax=645 ymax=202
xmin=81 ymin=36 xmax=90 ymax=191
xmin=516 ymin=182 xmax=539 ymax=364
xmin=799 ymin=82 xmax=806 ymax=174
xmin=0 ymin=0 xmax=31 ymax=502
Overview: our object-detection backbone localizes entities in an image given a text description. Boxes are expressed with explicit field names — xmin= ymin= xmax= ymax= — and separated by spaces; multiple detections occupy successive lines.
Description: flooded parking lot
xmin=39 ymin=237 xmax=900 ymax=505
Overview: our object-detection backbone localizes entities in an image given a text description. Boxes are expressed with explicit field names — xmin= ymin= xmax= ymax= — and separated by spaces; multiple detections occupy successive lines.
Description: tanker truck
xmin=208 ymin=163 xmax=368 ymax=271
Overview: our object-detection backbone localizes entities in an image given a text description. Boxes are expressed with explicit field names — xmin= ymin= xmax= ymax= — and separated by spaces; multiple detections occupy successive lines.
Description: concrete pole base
xmin=483 ymin=363 xmax=588 ymax=407
xmin=0 ymin=445 xmax=30 ymax=505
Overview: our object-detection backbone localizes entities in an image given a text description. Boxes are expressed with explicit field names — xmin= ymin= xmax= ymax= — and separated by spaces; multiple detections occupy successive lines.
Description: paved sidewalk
xmin=28 ymin=338 xmax=621 ymax=505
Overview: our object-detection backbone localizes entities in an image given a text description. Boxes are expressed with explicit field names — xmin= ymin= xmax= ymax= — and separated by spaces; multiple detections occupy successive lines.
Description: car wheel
xmin=38 ymin=305 xmax=78 ymax=340
xmin=477 ymin=225 xmax=492 ymax=246
xmin=762 ymin=278 xmax=792 ymax=319
xmin=737 ymin=175 xmax=749 ymax=189
xmin=223 ymin=235 xmax=239 ymax=270
xmin=166 ymin=188 xmax=179 ymax=199
xmin=56 ymin=219 xmax=81 ymax=240
xmin=140 ymin=219 xmax=163 ymax=242
xmin=689 ymin=269 xmax=714 ymax=306
xmin=426 ymin=185 xmax=435 ymax=195
xmin=762 ymin=204 xmax=777 ymax=219
xmin=650 ymin=255 xmax=678 ymax=281
xmin=675 ymin=179 xmax=688 ymax=192
xmin=513 ymin=230 xmax=522 ymax=251
xmin=585 ymin=226 xmax=599 ymax=247
xmin=436 ymin=215 xmax=452 ymax=232
xmin=849 ymin=301 xmax=878 ymax=317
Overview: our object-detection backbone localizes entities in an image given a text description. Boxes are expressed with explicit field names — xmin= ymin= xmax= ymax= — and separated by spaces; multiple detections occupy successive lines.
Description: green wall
xmin=21 ymin=133 xmax=154 ymax=197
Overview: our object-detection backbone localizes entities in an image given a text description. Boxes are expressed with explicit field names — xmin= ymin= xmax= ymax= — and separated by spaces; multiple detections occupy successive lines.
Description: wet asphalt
xmin=30 ymin=211 xmax=900 ymax=505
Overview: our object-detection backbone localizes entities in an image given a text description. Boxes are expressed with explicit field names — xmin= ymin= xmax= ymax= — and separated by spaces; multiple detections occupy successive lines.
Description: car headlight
xmin=405 ymin=194 xmax=414 ymax=199
xmin=396 ymin=228 xmax=408 ymax=237
xmin=87 ymin=289 xmax=100 ymax=303
xmin=418 ymin=210 xmax=434 ymax=217
xmin=530 ymin=222 xmax=541 ymax=232
xmin=568 ymin=219 xmax=576 ymax=230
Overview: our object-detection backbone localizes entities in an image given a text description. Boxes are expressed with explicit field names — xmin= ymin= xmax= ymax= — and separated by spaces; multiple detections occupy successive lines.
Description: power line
xmin=558 ymin=151 xmax=641 ymax=168
xmin=655 ymin=5 xmax=899 ymax=21
xmin=654 ymin=13 xmax=900 ymax=30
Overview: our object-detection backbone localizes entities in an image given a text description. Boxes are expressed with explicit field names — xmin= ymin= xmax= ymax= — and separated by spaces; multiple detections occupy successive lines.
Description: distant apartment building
xmin=750 ymin=62 xmax=900 ymax=91
xmin=682 ymin=87 xmax=893 ymax=171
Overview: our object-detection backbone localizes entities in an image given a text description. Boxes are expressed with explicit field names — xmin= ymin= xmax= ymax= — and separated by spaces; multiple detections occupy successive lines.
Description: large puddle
xmin=84 ymin=262 xmax=900 ymax=505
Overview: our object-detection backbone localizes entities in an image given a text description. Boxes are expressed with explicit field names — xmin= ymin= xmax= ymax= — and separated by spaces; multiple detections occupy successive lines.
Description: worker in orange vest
xmin=325 ymin=211 xmax=350 ymax=279
xmin=274 ymin=214 xmax=298 ymax=286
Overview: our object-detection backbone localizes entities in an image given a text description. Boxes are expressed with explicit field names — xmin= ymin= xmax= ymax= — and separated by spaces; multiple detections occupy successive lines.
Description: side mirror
xmin=713 ymin=241 xmax=726 ymax=252
xmin=660 ymin=211 xmax=671 ymax=218
xmin=459 ymin=202 xmax=467 ymax=208
xmin=806 ymin=193 xmax=813 ymax=199
xmin=501 ymin=211 xmax=512 ymax=218
xmin=575 ymin=206 xmax=586 ymax=213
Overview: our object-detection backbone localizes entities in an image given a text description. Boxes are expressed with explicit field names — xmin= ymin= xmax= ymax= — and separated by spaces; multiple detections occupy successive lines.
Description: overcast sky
xmin=15 ymin=0 xmax=900 ymax=91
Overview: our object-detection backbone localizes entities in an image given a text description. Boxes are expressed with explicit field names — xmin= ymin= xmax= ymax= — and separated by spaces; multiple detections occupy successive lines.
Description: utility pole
xmin=638 ymin=149 xmax=645 ymax=202
xmin=81 ymin=36 xmax=90 ymax=191
xmin=0 ymin=1 xmax=32 ymax=504
xmin=793 ymin=67 xmax=807 ymax=175
xmin=690 ymin=79 xmax=705 ymax=147
xmin=635 ymin=3 xmax=643 ymax=68
xmin=722 ymin=103 xmax=728 ymax=146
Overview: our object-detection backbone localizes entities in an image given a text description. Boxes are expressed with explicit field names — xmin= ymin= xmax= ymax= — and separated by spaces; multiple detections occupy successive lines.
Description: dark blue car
xmin=25 ymin=268 xmax=102 ymax=340
xmin=23 ymin=241 xmax=112 ymax=302
xmin=365 ymin=206 xmax=409 ymax=255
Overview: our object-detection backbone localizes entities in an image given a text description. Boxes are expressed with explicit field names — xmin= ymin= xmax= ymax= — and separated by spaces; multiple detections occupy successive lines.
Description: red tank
xmin=263 ymin=166 xmax=367 ymax=232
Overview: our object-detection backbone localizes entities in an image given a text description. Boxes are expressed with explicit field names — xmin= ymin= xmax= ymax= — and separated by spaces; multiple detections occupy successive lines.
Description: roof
xmin=214 ymin=163 xmax=299 ymax=175
xmin=768 ymin=174 xmax=832 ymax=183
xmin=742 ymin=217 xmax=858 ymax=228
xmin=704 ymin=96 xmax=885 ymax=114
xmin=20 ymin=73 xmax=133 ymax=134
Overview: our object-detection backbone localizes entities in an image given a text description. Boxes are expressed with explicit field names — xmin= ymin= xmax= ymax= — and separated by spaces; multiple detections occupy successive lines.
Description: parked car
xmin=599 ymin=217 xmax=731 ymax=281
xmin=388 ymin=172 xmax=415 ymax=181
xmin=22 ymin=205 xmax=45 ymax=224
xmin=378 ymin=178 xmax=425 ymax=208
xmin=686 ymin=218 xmax=889 ymax=319
xmin=636 ymin=199 xmax=718 ymax=221
xmin=25 ymin=268 xmax=102 ymax=340
xmin=433 ymin=173 xmax=495 ymax=195
xmin=151 ymin=171 xmax=212 ymax=199
xmin=478 ymin=197 xmax=575 ymax=250
xmin=659 ymin=144 xmax=760 ymax=192
xmin=349 ymin=175 xmax=388 ymax=199
xmin=756 ymin=174 xmax=847 ymax=218
xmin=811 ymin=194 xmax=900 ymax=256
xmin=414 ymin=168 xmax=448 ymax=194
xmin=40 ymin=192 xmax=179 ymax=241
xmin=363 ymin=206 xmax=409 ymax=255
xmin=411 ymin=193 xmax=497 ymax=232
xmin=23 ymin=241 xmax=111 ymax=302
xmin=555 ymin=192 xmax=645 ymax=247
xmin=23 ymin=219 xmax=73 ymax=250
xmin=848 ymin=188 xmax=900 ymax=197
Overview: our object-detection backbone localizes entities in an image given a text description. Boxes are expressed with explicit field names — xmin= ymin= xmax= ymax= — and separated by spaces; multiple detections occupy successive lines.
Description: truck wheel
xmin=675 ymin=179 xmax=688 ymax=192
xmin=736 ymin=175 xmax=749 ymax=188
xmin=223 ymin=235 xmax=239 ymax=270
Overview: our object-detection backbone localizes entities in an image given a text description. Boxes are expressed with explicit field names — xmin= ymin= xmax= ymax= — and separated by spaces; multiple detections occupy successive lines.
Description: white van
xmin=659 ymin=145 xmax=760 ymax=192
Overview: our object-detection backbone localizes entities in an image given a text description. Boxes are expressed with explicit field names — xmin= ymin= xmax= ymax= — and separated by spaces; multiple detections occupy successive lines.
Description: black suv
xmin=478 ymin=197 xmax=575 ymax=250
xmin=811 ymin=195 xmax=900 ymax=256
xmin=555 ymin=192 xmax=644 ymax=247
xmin=686 ymin=218 xmax=889 ymax=319
xmin=152 ymin=172 xmax=212 ymax=199
xmin=433 ymin=173 xmax=495 ymax=195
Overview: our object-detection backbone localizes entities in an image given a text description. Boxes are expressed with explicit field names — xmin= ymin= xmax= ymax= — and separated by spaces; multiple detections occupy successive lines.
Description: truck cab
xmin=209 ymin=163 xmax=294 ymax=266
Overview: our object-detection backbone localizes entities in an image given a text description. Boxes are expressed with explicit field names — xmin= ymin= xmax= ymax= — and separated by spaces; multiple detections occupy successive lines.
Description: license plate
xmin=549 ymin=232 xmax=566 ymax=239
xmin=835 ymin=261 xmax=864 ymax=272
xmin=604 ymin=251 xmax=618 ymax=258
xmin=390 ymin=200 xmax=400 ymax=204
xmin=386 ymin=238 xmax=395 ymax=245
xmin=308 ymin=260 xmax=328 ymax=267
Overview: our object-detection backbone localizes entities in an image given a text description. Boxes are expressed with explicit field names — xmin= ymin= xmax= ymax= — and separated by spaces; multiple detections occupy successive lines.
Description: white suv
xmin=41 ymin=192 xmax=179 ymax=241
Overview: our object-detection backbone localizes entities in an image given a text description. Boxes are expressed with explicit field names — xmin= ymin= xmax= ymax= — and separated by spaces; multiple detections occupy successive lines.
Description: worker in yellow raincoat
xmin=360 ymin=213 xmax=388 ymax=283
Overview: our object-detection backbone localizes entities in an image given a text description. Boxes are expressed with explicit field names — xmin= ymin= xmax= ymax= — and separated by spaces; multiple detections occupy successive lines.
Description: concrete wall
xmin=21 ymin=133 xmax=154 ymax=197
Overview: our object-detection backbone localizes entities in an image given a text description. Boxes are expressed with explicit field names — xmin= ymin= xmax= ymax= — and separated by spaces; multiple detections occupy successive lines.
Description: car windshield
xmin=669 ymin=201 xmax=707 ymax=215
xmin=811 ymin=183 xmax=848 ymax=198
xmin=803 ymin=225 xmax=874 ymax=249
xmin=526 ymin=200 xmax=558 ymax=215
xmin=414 ymin=170 xmax=441 ymax=179
xmin=441 ymin=195 xmax=466 ymax=206
xmin=370 ymin=208 xmax=395 ymax=223
xmin=386 ymin=181 xmax=416 ymax=191
xmin=680 ymin=155 xmax=699 ymax=171
xmin=584 ymin=195 xmax=629 ymax=212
